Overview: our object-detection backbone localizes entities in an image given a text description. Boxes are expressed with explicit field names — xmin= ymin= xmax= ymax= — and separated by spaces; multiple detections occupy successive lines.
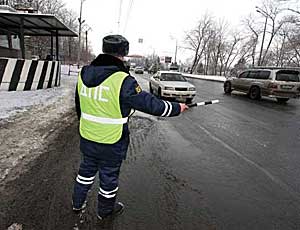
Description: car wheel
xmin=186 ymin=98 xmax=193 ymax=104
xmin=249 ymin=86 xmax=261 ymax=100
xmin=276 ymin=98 xmax=289 ymax=103
xmin=224 ymin=81 xmax=232 ymax=94
xmin=149 ymin=83 xmax=153 ymax=94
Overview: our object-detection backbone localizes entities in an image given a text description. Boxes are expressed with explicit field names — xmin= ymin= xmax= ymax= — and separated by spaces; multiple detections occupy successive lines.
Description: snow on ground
xmin=183 ymin=73 xmax=226 ymax=82
xmin=0 ymin=69 xmax=78 ymax=184
xmin=0 ymin=86 xmax=68 ymax=120
xmin=0 ymin=66 xmax=78 ymax=121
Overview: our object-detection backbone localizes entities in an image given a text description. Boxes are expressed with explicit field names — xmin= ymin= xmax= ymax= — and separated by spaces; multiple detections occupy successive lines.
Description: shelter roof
xmin=0 ymin=11 xmax=77 ymax=37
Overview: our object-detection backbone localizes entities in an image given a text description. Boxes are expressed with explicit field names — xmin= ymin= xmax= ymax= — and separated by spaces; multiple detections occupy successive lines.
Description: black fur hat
xmin=102 ymin=35 xmax=129 ymax=57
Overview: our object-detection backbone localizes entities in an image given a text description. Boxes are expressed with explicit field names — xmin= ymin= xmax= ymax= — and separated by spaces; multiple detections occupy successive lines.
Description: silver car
xmin=224 ymin=68 xmax=300 ymax=103
xmin=149 ymin=71 xmax=196 ymax=103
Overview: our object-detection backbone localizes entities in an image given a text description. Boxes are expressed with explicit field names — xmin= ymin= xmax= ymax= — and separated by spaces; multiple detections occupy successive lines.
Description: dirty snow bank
xmin=183 ymin=73 xmax=226 ymax=82
xmin=0 ymin=74 xmax=77 ymax=121
xmin=0 ymin=74 xmax=77 ymax=184
xmin=0 ymin=87 xmax=67 ymax=120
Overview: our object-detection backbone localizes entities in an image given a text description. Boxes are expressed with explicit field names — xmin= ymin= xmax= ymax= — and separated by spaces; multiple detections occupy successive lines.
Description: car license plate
xmin=281 ymin=85 xmax=293 ymax=89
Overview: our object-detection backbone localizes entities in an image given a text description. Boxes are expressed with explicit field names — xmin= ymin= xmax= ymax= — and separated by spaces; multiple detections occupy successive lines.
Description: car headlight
xmin=189 ymin=87 xmax=196 ymax=91
xmin=165 ymin=87 xmax=175 ymax=90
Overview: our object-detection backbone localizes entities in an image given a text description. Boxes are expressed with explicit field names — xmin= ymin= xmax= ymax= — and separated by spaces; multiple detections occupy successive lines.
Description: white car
xmin=149 ymin=71 xmax=196 ymax=103
xmin=134 ymin=66 xmax=144 ymax=74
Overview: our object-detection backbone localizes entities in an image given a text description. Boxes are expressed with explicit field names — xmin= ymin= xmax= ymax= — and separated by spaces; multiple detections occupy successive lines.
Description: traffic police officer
xmin=72 ymin=34 xmax=188 ymax=220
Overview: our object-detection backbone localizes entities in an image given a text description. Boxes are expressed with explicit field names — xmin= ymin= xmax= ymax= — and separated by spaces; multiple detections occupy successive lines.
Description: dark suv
xmin=224 ymin=68 xmax=300 ymax=103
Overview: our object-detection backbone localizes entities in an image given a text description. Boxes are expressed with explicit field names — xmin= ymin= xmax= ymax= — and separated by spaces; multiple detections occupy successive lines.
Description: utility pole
xmin=174 ymin=39 xmax=178 ymax=64
xmin=82 ymin=25 xmax=91 ymax=63
xmin=256 ymin=6 xmax=268 ymax=66
xmin=170 ymin=35 xmax=178 ymax=64
xmin=77 ymin=0 xmax=86 ymax=67
xmin=85 ymin=30 xmax=88 ymax=54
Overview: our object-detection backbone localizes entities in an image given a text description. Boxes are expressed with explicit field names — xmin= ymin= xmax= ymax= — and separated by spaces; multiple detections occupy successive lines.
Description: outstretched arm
xmin=120 ymin=76 xmax=188 ymax=117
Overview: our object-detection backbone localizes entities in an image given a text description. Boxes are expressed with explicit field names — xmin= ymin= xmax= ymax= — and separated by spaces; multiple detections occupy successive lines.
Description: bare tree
xmin=275 ymin=0 xmax=300 ymax=15
xmin=242 ymin=14 xmax=260 ymax=66
xmin=221 ymin=32 xmax=242 ymax=75
xmin=182 ymin=0 xmax=300 ymax=73
xmin=185 ymin=13 xmax=214 ymax=74
xmin=35 ymin=0 xmax=65 ymax=14
xmin=257 ymin=0 xmax=286 ymax=65
xmin=210 ymin=19 xmax=228 ymax=75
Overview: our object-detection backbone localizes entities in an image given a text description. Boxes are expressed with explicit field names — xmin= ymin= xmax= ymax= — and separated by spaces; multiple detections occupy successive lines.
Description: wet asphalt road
xmin=1 ymin=72 xmax=300 ymax=230
xmin=133 ymin=73 xmax=300 ymax=229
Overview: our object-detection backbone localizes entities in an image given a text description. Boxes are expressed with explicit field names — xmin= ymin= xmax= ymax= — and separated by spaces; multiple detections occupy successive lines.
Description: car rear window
xmin=160 ymin=73 xmax=186 ymax=81
xmin=276 ymin=70 xmax=300 ymax=82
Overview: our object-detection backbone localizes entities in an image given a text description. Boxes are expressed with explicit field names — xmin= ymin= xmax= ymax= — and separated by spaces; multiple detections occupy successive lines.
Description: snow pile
xmin=7 ymin=223 xmax=22 ymax=230
xmin=0 ymin=87 xmax=65 ymax=120
xmin=183 ymin=73 xmax=226 ymax=82
xmin=61 ymin=64 xmax=81 ymax=76
xmin=0 ymin=74 xmax=77 ymax=183
xmin=0 ymin=75 xmax=77 ymax=120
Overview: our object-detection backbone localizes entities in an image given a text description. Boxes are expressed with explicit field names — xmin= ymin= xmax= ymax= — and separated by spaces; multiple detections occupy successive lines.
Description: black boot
xmin=97 ymin=202 xmax=124 ymax=220
xmin=72 ymin=200 xmax=87 ymax=214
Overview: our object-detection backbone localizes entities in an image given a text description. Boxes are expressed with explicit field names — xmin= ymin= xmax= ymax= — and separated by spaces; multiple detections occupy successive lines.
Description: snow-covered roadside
xmin=183 ymin=73 xmax=226 ymax=82
xmin=0 ymin=85 xmax=69 ymax=120
xmin=0 ymin=66 xmax=78 ymax=121
xmin=0 ymin=74 xmax=78 ymax=184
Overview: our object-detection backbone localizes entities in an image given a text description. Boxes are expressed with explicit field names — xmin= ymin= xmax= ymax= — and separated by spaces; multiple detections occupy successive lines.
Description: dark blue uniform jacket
xmin=75 ymin=54 xmax=181 ymax=161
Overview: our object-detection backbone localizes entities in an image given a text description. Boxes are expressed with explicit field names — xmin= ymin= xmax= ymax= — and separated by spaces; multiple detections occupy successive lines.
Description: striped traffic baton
xmin=187 ymin=99 xmax=220 ymax=108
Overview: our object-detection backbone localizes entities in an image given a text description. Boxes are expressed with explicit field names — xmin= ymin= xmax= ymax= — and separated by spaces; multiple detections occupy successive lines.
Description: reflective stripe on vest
xmin=78 ymin=71 xmax=128 ymax=144
xmin=81 ymin=112 xmax=128 ymax=124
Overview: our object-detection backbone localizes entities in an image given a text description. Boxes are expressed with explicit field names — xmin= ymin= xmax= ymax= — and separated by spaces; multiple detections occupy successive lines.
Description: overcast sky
xmin=63 ymin=0 xmax=263 ymax=62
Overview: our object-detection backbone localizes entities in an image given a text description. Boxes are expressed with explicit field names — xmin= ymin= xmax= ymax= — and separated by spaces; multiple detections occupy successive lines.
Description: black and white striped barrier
xmin=0 ymin=58 xmax=60 ymax=91
xmin=187 ymin=99 xmax=220 ymax=107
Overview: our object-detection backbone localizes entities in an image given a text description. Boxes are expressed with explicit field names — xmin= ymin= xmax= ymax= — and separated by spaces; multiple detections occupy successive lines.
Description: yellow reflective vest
xmin=77 ymin=71 xmax=128 ymax=144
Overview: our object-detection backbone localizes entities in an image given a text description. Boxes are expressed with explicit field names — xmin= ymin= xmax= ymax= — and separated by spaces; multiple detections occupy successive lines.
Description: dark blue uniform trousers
xmin=72 ymin=152 xmax=122 ymax=216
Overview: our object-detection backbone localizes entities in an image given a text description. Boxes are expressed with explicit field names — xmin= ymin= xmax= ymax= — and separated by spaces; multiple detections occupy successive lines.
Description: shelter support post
xmin=55 ymin=30 xmax=59 ymax=61
xmin=51 ymin=33 xmax=54 ymax=57
xmin=20 ymin=17 xmax=25 ymax=59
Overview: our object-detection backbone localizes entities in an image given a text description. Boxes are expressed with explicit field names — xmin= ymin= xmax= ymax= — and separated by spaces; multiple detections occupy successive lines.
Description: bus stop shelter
xmin=0 ymin=11 xmax=77 ymax=59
